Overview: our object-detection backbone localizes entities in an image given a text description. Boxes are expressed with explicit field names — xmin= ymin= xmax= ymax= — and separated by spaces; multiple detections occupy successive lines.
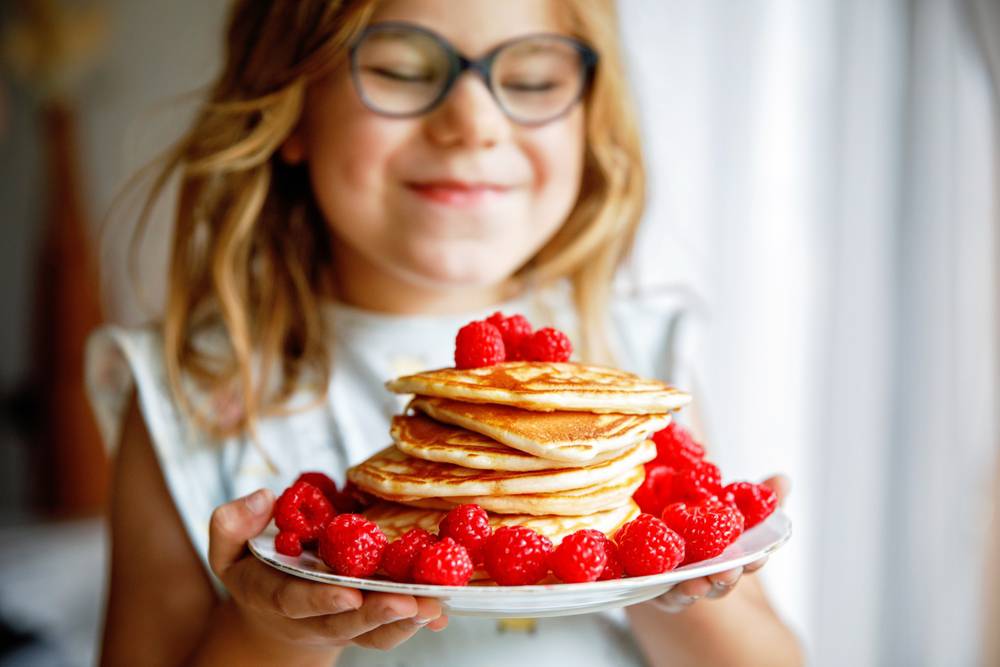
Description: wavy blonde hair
xmin=137 ymin=0 xmax=646 ymax=437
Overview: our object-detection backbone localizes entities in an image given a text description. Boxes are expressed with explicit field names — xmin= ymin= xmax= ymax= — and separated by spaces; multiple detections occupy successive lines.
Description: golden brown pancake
xmin=364 ymin=499 xmax=640 ymax=545
xmin=347 ymin=441 xmax=654 ymax=499
xmin=408 ymin=396 xmax=671 ymax=462
xmin=385 ymin=361 xmax=691 ymax=414
xmin=368 ymin=465 xmax=646 ymax=516
xmin=391 ymin=413 xmax=631 ymax=471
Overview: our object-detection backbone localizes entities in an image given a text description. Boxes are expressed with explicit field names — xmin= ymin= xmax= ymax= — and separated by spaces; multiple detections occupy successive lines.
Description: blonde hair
xmin=137 ymin=0 xmax=646 ymax=437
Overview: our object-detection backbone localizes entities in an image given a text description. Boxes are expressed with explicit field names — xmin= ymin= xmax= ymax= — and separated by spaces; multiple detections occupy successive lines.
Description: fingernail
xmin=413 ymin=617 xmax=434 ymax=626
xmin=245 ymin=489 xmax=270 ymax=516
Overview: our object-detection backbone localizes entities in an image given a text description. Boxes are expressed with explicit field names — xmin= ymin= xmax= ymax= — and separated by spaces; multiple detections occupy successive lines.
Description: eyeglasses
xmin=349 ymin=22 xmax=599 ymax=126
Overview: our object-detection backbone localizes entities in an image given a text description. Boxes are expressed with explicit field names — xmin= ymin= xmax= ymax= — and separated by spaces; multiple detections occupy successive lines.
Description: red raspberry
xmin=522 ymin=327 xmax=573 ymax=363
xmin=632 ymin=464 xmax=676 ymax=516
xmin=661 ymin=500 xmax=744 ymax=564
xmin=615 ymin=513 xmax=685 ymax=576
xmin=274 ymin=480 xmax=334 ymax=541
xmin=484 ymin=526 xmax=553 ymax=585
xmin=723 ymin=481 xmax=778 ymax=529
xmin=455 ymin=320 xmax=506 ymax=369
xmin=411 ymin=537 xmax=474 ymax=586
xmin=486 ymin=312 xmax=533 ymax=360
xmin=274 ymin=530 xmax=303 ymax=557
xmin=318 ymin=514 xmax=388 ymax=577
xmin=438 ymin=504 xmax=492 ymax=566
xmin=551 ymin=529 xmax=608 ymax=583
xmin=651 ymin=422 xmax=705 ymax=470
xmin=598 ymin=536 xmax=624 ymax=580
xmin=381 ymin=528 xmax=437 ymax=582
xmin=294 ymin=472 xmax=339 ymax=504
xmin=671 ymin=461 xmax=722 ymax=503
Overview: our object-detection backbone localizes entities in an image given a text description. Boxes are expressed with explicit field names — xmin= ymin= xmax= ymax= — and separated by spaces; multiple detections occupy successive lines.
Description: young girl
xmin=87 ymin=1 xmax=802 ymax=665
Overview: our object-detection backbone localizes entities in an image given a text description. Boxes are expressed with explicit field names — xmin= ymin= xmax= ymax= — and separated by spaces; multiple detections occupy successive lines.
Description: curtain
xmin=619 ymin=1 xmax=998 ymax=664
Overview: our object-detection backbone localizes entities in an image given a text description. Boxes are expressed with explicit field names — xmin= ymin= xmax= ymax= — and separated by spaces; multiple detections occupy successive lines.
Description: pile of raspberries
xmin=271 ymin=423 xmax=777 ymax=586
xmin=454 ymin=312 xmax=573 ymax=368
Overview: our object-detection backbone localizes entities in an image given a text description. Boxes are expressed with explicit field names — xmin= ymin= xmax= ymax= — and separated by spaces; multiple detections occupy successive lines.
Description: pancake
xmin=370 ymin=465 xmax=646 ymax=516
xmin=385 ymin=361 xmax=690 ymax=414
xmin=347 ymin=440 xmax=655 ymax=499
xmin=391 ymin=413 xmax=631 ymax=471
xmin=364 ymin=499 xmax=640 ymax=545
xmin=408 ymin=396 xmax=671 ymax=463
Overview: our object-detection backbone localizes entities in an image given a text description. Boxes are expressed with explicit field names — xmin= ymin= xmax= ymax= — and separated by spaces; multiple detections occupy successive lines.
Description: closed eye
xmin=366 ymin=66 xmax=435 ymax=84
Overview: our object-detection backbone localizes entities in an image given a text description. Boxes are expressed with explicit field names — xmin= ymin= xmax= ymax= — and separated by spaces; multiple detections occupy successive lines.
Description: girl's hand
xmin=208 ymin=489 xmax=449 ymax=654
xmin=647 ymin=474 xmax=789 ymax=614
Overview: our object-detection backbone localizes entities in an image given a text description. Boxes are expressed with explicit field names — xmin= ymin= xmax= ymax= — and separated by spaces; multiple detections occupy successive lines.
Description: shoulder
xmin=608 ymin=282 xmax=711 ymax=384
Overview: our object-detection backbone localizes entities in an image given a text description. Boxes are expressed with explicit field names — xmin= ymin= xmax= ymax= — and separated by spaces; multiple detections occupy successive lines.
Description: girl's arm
xmin=102 ymin=394 xmax=446 ymax=667
xmin=101 ymin=392 xmax=219 ymax=665
xmin=626 ymin=571 xmax=803 ymax=667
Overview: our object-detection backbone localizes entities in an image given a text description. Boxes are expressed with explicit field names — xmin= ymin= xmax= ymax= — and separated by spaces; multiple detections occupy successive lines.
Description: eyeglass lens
xmin=352 ymin=26 xmax=591 ymax=124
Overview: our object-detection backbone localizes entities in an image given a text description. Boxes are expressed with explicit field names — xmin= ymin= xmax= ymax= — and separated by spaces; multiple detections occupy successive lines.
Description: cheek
xmin=520 ymin=108 xmax=586 ymax=235
xmin=302 ymin=76 xmax=400 ymax=216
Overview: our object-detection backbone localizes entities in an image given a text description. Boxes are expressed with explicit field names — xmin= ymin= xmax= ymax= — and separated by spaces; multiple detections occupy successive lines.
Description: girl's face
xmin=289 ymin=0 xmax=586 ymax=301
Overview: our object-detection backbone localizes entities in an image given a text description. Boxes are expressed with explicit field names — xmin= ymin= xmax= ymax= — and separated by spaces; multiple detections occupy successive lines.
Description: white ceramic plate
xmin=249 ymin=509 xmax=791 ymax=618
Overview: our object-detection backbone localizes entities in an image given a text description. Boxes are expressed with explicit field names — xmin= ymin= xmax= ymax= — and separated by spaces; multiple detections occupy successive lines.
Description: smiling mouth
xmin=406 ymin=181 xmax=513 ymax=206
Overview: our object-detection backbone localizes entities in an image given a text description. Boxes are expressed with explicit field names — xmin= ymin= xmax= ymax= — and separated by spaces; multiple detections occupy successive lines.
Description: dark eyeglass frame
xmin=349 ymin=21 xmax=600 ymax=127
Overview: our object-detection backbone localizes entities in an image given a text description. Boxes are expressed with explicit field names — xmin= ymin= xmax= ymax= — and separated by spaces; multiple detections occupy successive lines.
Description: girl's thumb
xmin=208 ymin=488 xmax=275 ymax=577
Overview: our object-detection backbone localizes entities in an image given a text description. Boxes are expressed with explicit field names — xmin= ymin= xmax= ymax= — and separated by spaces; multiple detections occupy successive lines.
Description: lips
xmin=406 ymin=180 xmax=512 ymax=206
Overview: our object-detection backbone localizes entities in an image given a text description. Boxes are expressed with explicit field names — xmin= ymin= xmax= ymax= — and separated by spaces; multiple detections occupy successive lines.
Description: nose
xmin=423 ymin=72 xmax=510 ymax=149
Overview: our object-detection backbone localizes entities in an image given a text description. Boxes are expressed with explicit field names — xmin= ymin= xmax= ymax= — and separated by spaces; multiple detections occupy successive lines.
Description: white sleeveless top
xmin=85 ymin=283 xmax=708 ymax=667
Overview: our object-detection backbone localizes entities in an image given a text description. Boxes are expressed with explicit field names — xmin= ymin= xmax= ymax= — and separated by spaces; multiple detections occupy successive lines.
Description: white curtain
xmin=619 ymin=1 xmax=998 ymax=665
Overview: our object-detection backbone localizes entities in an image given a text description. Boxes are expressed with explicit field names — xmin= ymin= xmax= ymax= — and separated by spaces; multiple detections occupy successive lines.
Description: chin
xmin=393 ymin=242 xmax=524 ymax=289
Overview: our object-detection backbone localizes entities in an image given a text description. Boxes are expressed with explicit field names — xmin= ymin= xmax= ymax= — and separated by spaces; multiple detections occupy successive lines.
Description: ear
xmin=279 ymin=129 xmax=306 ymax=165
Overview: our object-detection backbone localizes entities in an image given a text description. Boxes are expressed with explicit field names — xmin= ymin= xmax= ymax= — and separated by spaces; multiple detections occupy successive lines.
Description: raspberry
xmin=294 ymin=472 xmax=339 ymax=504
xmin=723 ymin=481 xmax=778 ymax=529
xmin=274 ymin=530 xmax=303 ymax=557
xmin=484 ymin=526 xmax=553 ymax=585
xmin=486 ymin=312 xmax=533 ymax=361
xmin=632 ymin=464 xmax=676 ymax=516
xmin=438 ymin=504 xmax=492 ymax=566
xmin=455 ymin=320 xmax=506 ymax=369
xmin=651 ymin=422 xmax=705 ymax=470
xmin=318 ymin=514 xmax=388 ymax=577
xmin=274 ymin=480 xmax=334 ymax=541
xmin=661 ymin=500 xmax=744 ymax=564
xmin=522 ymin=327 xmax=573 ymax=363
xmin=598 ymin=536 xmax=624 ymax=580
xmin=615 ymin=513 xmax=685 ymax=576
xmin=671 ymin=461 xmax=722 ymax=503
xmin=411 ymin=537 xmax=474 ymax=586
xmin=381 ymin=528 xmax=437 ymax=582
xmin=551 ymin=529 xmax=608 ymax=583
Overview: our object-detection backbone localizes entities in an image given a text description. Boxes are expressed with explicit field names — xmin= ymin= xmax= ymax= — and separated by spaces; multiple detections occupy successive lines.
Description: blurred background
xmin=0 ymin=0 xmax=997 ymax=665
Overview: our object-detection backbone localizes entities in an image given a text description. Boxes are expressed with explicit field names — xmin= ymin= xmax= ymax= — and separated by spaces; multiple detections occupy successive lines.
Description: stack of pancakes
xmin=348 ymin=362 xmax=691 ymax=546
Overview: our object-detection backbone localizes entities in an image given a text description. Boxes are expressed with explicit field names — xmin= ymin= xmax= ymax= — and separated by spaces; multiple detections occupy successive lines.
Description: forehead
xmin=370 ymin=0 xmax=570 ymax=56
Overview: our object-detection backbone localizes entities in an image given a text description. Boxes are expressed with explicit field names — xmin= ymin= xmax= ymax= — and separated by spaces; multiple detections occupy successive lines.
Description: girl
xmin=87 ymin=1 xmax=803 ymax=665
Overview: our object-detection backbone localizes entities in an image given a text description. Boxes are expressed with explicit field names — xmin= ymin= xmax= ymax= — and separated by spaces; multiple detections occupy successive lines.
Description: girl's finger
xmin=706 ymin=566 xmax=743 ymax=598
xmin=761 ymin=474 xmax=791 ymax=506
xmin=320 ymin=592 xmax=421 ymax=640
xmin=208 ymin=489 xmax=275 ymax=578
xmin=744 ymin=555 xmax=769 ymax=574
xmin=425 ymin=615 xmax=450 ymax=632
xmin=649 ymin=577 xmax=712 ymax=613
xmin=350 ymin=597 xmax=444 ymax=650
xmin=226 ymin=558 xmax=363 ymax=618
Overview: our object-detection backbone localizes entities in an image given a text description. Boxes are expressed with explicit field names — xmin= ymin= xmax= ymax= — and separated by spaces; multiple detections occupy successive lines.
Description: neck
xmin=328 ymin=241 xmax=521 ymax=315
